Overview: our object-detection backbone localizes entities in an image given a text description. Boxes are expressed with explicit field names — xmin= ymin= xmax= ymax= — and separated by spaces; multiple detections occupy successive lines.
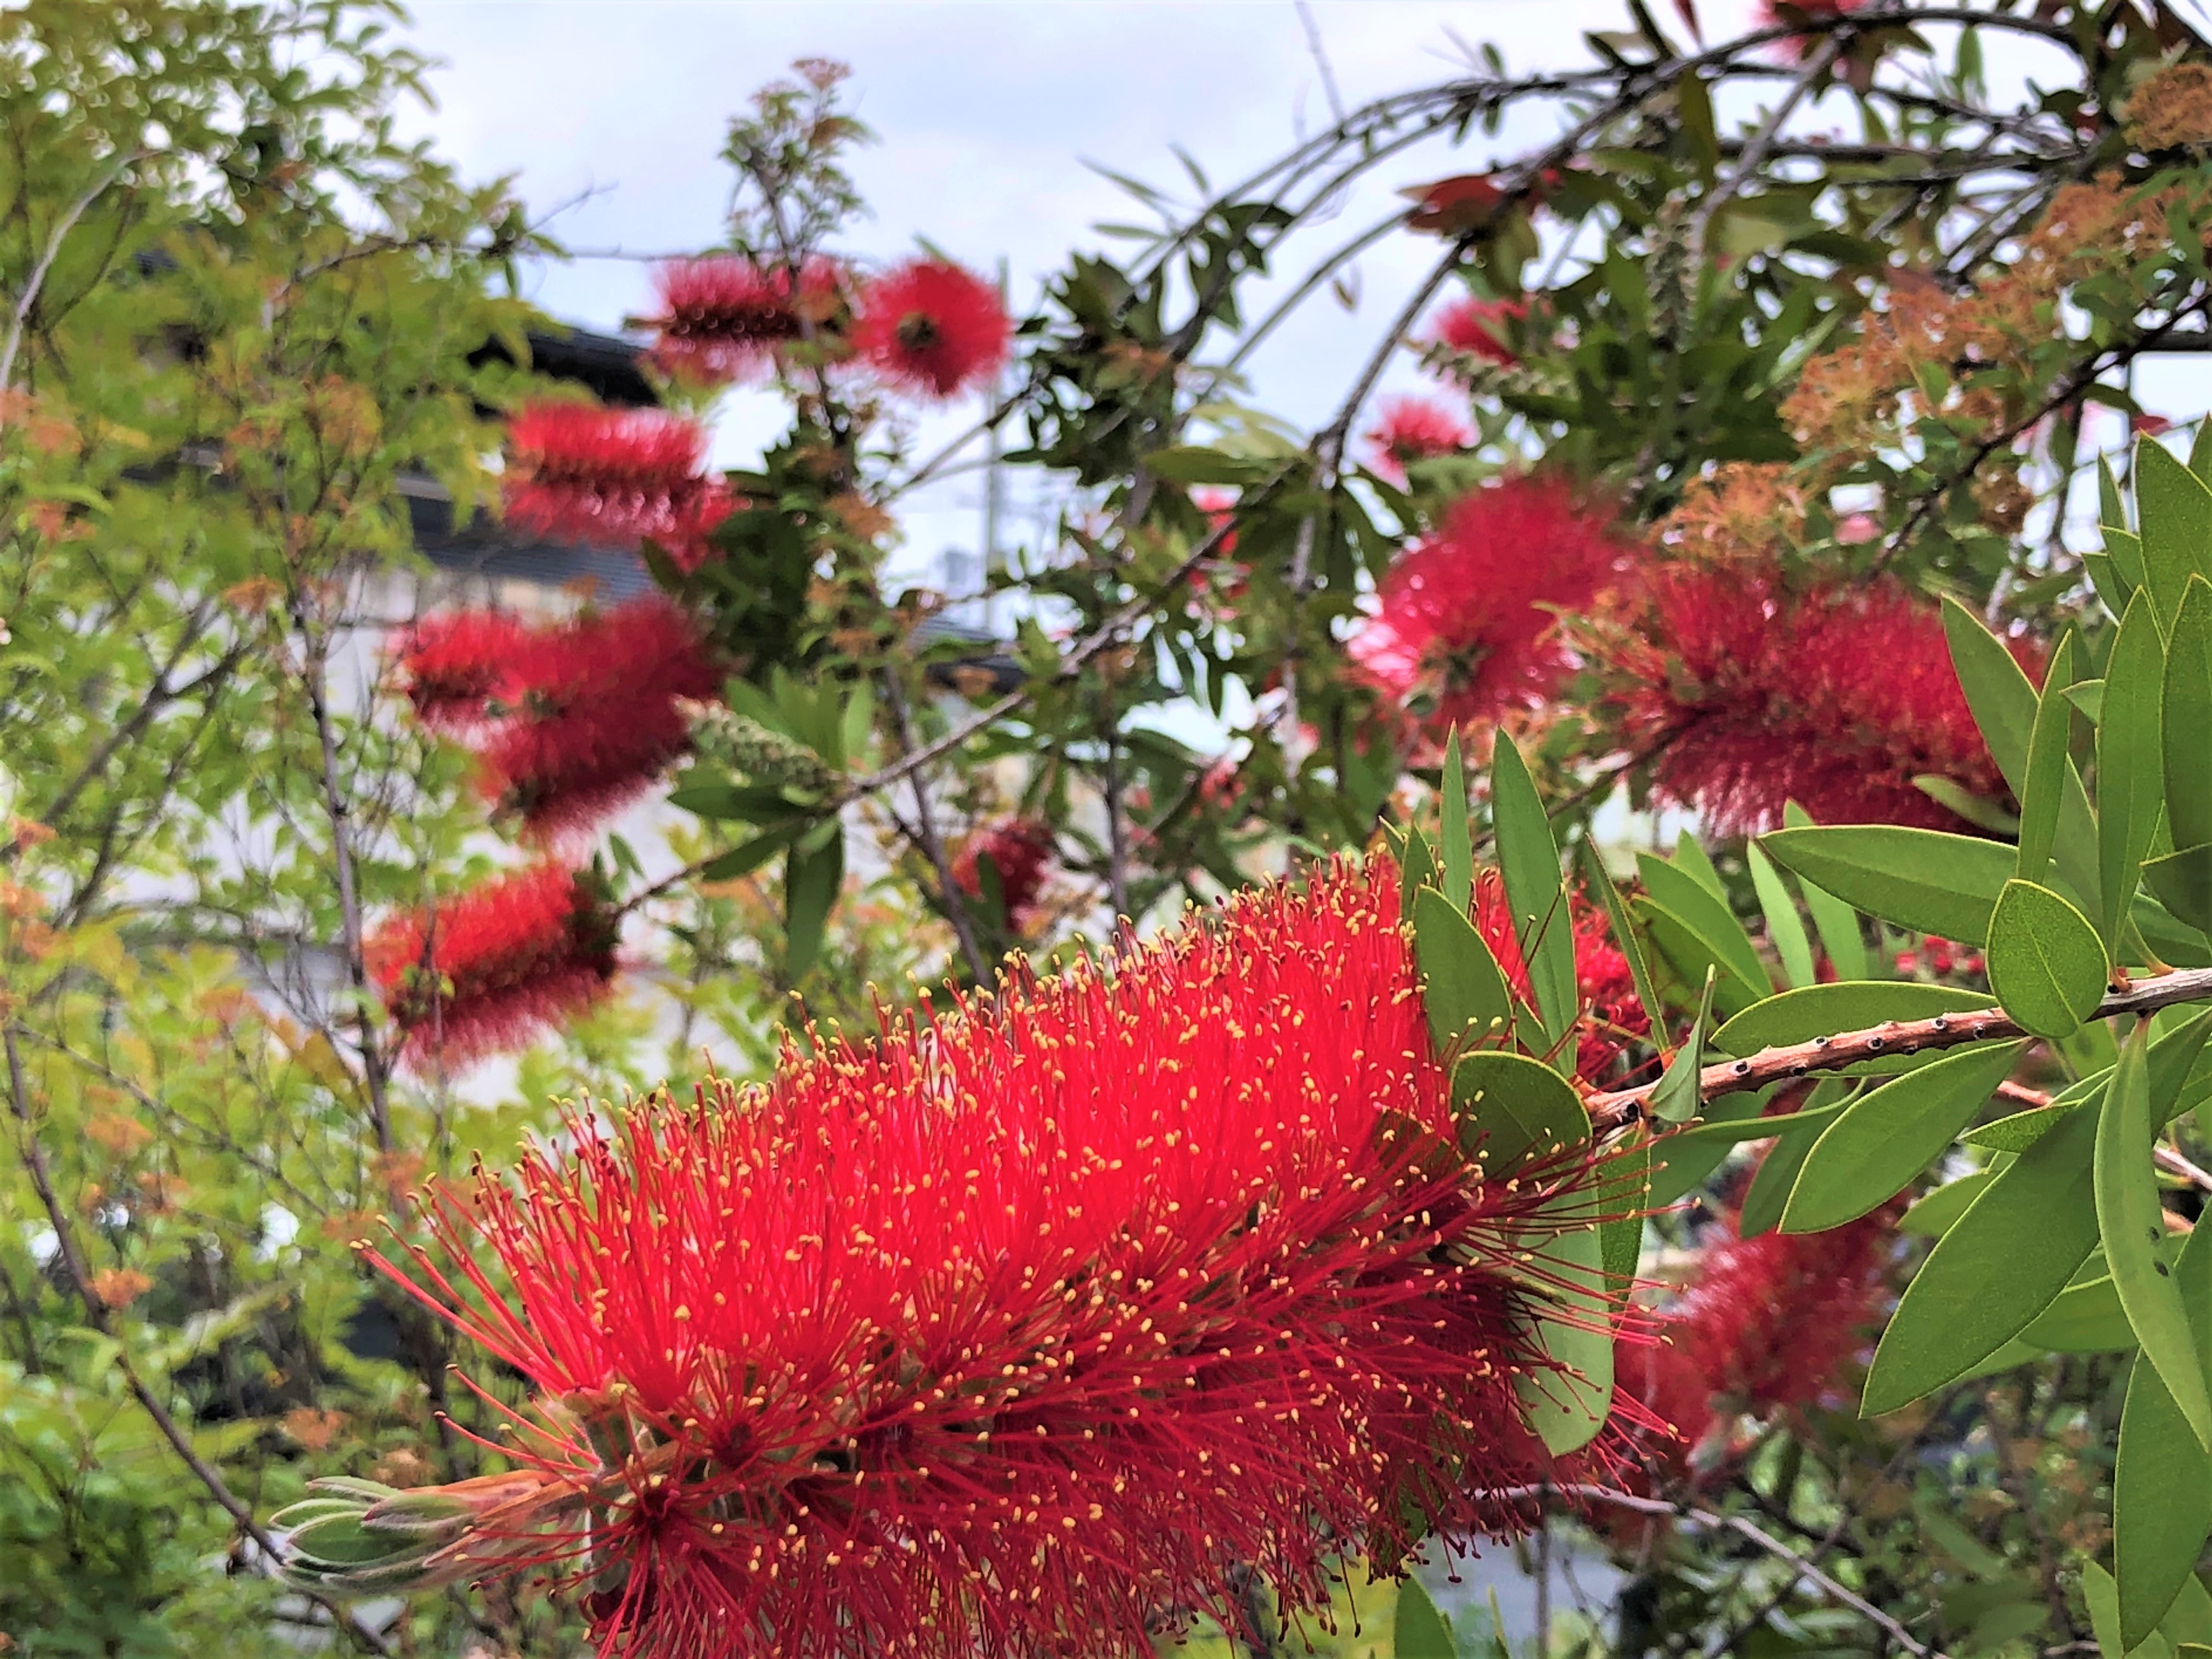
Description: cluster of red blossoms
xmin=641 ymin=253 xmax=1010 ymax=400
xmin=504 ymin=403 xmax=737 ymax=573
xmin=1612 ymin=563 xmax=2025 ymax=834
xmin=951 ymin=817 xmax=1054 ymax=927
xmin=1362 ymin=394 xmax=1474 ymax=486
xmin=1350 ymin=475 xmax=1640 ymax=726
xmin=1471 ymin=868 xmax=1650 ymax=1086
xmin=371 ymin=857 xmax=1644 ymax=1659
xmin=1429 ymin=294 xmax=1528 ymax=368
xmin=394 ymin=598 xmax=723 ymax=840
xmin=1620 ymin=1183 xmax=1896 ymax=1488
xmin=366 ymin=864 xmax=620 ymax=1066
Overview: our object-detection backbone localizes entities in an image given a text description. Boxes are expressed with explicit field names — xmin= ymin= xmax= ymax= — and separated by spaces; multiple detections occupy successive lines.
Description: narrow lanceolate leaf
xmin=2016 ymin=634 xmax=2079 ymax=890
xmin=2116 ymin=1219 xmax=2212 ymax=1647
xmin=1712 ymin=981 xmax=1995 ymax=1061
xmin=1599 ymin=1137 xmax=1649 ymax=1291
xmin=1863 ymin=1103 xmax=2101 ymax=1415
xmin=1578 ymin=842 xmax=1662 ymax=1032
xmin=1638 ymin=853 xmax=1773 ymax=998
xmin=1398 ymin=823 xmax=1436 ymax=915
xmin=2136 ymin=436 xmax=2212 ymax=628
xmin=1438 ymin=727 xmax=1473 ymax=916
xmin=2102 ymin=592 xmax=2168 ymax=947
xmin=1747 ymin=841 xmax=1816 ymax=989
xmin=1985 ymin=879 xmax=2109 ymax=1040
xmin=2165 ymin=577 xmax=2212 ymax=854
xmin=1451 ymin=1050 xmax=1589 ymax=1169
xmin=1514 ymin=1221 xmax=1612 ymax=1456
xmin=1760 ymin=824 xmax=2011 ymax=945
xmin=1781 ymin=1041 xmax=2024 ymax=1234
xmin=1413 ymin=887 xmax=1516 ymax=1060
xmin=1393 ymin=1576 xmax=1455 ymax=1659
xmin=1943 ymin=594 xmax=2039 ymax=796
xmin=1785 ymin=802 xmax=1868 ymax=979
xmin=1491 ymin=732 xmax=1575 ymax=1051
xmin=1647 ymin=966 xmax=1716 ymax=1125
xmin=2097 ymin=1019 xmax=2212 ymax=1451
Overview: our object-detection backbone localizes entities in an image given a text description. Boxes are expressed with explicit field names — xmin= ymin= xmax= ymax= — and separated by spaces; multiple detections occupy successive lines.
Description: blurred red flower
xmin=851 ymin=258 xmax=1011 ymax=399
xmin=1363 ymin=394 xmax=1474 ymax=486
xmin=951 ymin=817 xmax=1054 ymax=925
xmin=1430 ymin=295 xmax=1528 ymax=368
xmin=504 ymin=402 xmax=733 ymax=572
xmin=644 ymin=255 xmax=844 ymax=384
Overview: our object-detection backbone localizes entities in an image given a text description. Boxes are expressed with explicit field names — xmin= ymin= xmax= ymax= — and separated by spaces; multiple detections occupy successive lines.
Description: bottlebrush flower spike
xmin=1611 ymin=561 xmax=2024 ymax=834
xmin=851 ymin=258 xmax=1011 ymax=399
xmin=362 ymin=857 xmax=1645 ymax=1659
xmin=474 ymin=599 xmax=724 ymax=840
xmin=393 ymin=610 xmax=535 ymax=731
xmin=952 ymin=817 xmax=1054 ymax=926
xmin=504 ymin=402 xmax=733 ymax=572
xmin=644 ymin=256 xmax=845 ymax=384
xmin=366 ymin=864 xmax=619 ymax=1066
xmin=1348 ymin=476 xmax=1640 ymax=727
xmin=1429 ymin=295 xmax=1528 ymax=368
xmin=1471 ymin=869 xmax=1650 ymax=1085
xmin=1363 ymin=394 xmax=1473 ymax=486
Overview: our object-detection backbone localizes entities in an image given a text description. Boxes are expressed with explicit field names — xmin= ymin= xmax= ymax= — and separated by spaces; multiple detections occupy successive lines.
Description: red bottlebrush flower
xmin=1611 ymin=562 xmax=2027 ymax=835
xmin=368 ymin=857 xmax=1644 ymax=1659
xmin=1472 ymin=868 xmax=1651 ymax=1085
xmin=504 ymin=402 xmax=733 ymax=572
xmin=473 ymin=599 xmax=724 ymax=839
xmin=1430 ymin=295 xmax=1528 ymax=368
xmin=851 ymin=258 xmax=1011 ymax=399
xmin=951 ymin=817 xmax=1054 ymax=926
xmin=392 ymin=610 xmax=536 ymax=731
xmin=1364 ymin=394 xmax=1473 ymax=486
xmin=366 ymin=865 xmax=618 ymax=1066
xmin=1348 ymin=476 xmax=1640 ymax=727
xmin=644 ymin=256 xmax=844 ymax=385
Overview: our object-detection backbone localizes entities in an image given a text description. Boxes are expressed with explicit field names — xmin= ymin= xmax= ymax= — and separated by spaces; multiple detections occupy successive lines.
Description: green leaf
xmin=1864 ymin=1103 xmax=2101 ymax=1414
xmin=1514 ymin=1222 xmax=1613 ymax=1455
xmin=1600 ymin=1139 xmax=1649 ymax=1290
xmin=1987 ymin=879 xmax=2109 ymax=1039
xmin=1646 ymin=1097 xmax=1847 ymax=1206
xmin=1713 ymin=981 xmax=1996 ymax=1060
xmin=1451 ymin=1051 xmax=1590 ymax=1169
xmin=1943 ymin=595 xmax=2039 ymax=797
xmin=2135 ymin=436 xmax=2212 ymax=628
xmin=1760 ymin=824 xmax=2012 ymax=945
xmin=1672 ymin=828 xmax=1728 ymax=901
xmin=2098 ymin=1020 xmax=2212 ymax=1451
xmin=1747 ymin=842 xmax=1816 ymax=990
xmin=2017 ymin=633 xmax=2079 ymax=889
xmin=2087 ymin=1561 xmax=2129 ymax=1659
xmin=1648 ymin=966 xmax=1716 ymax=1125
xmin=1399 ymin=823 xmax=1436 ymax=915
xmin=2165 ymin=577 xmax=2212 ymax=853
xmin=698 ymin=820 xmax=808 ymax=883
xmin=1637 ymin=900 xmax=1767 ymax=1019
xmin=2146 ymin=844 xmax=2212 ymax=937
xmin=1579 ymin=843 xmax=1663 ymax=1036
xmin=2018 ymin=1268 xmax=2134 ymax=1352
xmin=1899 ymin=1171 xmax=1995 ymax=1237
xmin=1414 ymin=887 xmax=1517 ymax=1059
xmin=1637 ymin=854 xmax=1773 ymax=1000
xmin=783 ymin=825 xmax=845 ymax=981
xmin=1782 ymin=1041 xmax=2024 ymax=1233
xmin=1963 ymin=1106 xmax=2070 ymax=1153
xmin=1782 ymin=802 xmax=1869 ymax=978
xmin=1739 ymin=1128 xmax=1817 ymax=1238
xmin=1492 ymin=733 xmax=1575 ymax=1055
xmin=2118 ymin=1218 xmax=2212 ymax=1646
xmin=2104 ymin=593 xmax=2169 ymax=944
xmin=1438 ymin=727 xmax=1473 ymax=916
xmin=1392 ymin=1576 xmax=1455 ymax=1659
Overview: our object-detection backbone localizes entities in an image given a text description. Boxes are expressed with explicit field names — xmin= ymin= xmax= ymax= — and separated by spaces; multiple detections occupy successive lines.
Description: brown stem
xmin=882 ymin=671 xmax=990 ymax=981
xmin=1586 ymin=965 xmax=2212 ymax=1130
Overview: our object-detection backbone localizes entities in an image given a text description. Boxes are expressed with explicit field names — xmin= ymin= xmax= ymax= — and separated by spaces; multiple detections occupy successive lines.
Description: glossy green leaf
xmin=1392 ymin=1576 xmax=1455 ymax=1659
xmin=2165 ymin=577 xmax=2212 ymax=853
xmin=1514 ymin=1221 xmax=1613 ymax=1455
xmin=2087 ymin=1561 xmax=2129 ymax=1659
xmin=1864 ymin=1103 xmax=2100 ymax=1415
xmin=1943 ymin=594 xmax=2039 ymax=795
xmin=1451 ymin=1050 xmax=1590 ymax=1169
xmin=1398 ymin=823 xmax=1436 ymax=915
xmin=1899 ymin=1171 xmax=1995 ymax=1238
xmin=1781 ymin=1041 xmax=2023 ymax=1233
xmin=1438 ymin=727 xmax=1472 ymax=916
xmin=2016 ymin=633 xmax=2079 ymax=888
xmin=1672 ymin=828 xmax=1728 ymax=901
xmin=1637 ymin=900 xmax=1767 ymax=1019
xmin=1781 ymin=802 xmax=1869 ymax=978
xmin=1986 ymin=878 xmax=2108 ymax=1039
xmin=1737 ymin=1127 xmax=1816 ymax=1238
xmin=1492 ymin=732 xmax=1575 ymax=1053
xmin=1579 ymin=842 xmax=1663 ymax=1036
xmin=1647 ymin=965 xmax=1715 ymax=1126
xmin=1413 ymin=887 xmax=1516 ymax=1060
xmin=1962 ymin=1106 xmax=2070 ymax=1153
xmin=2018 ymin=1268 xmax=2134 ymax=1352
xmin=2087 ymin=551 xmax=2137 ymax=622
xmin=2146 ymin=844 xmax=2212 ymax=937
xmin=2097 ymin=1020 xmax=2212 ymax=1451
xmin=2105 ymin=592 xmax=2169 ymax=944
xmin=1600 ymin=1139 xmax=1649 ymax=1290
xmin=1747 ymin=842 xmax=1816 ymax=990
xmin=1713 ymin=981 xmax=1995 ymax=1058
xmin=2117 ymin=1221 xmax=2212 ymax=1646
xmin=2136 ymin=436 xmax=2212 ymax=627
xmin=1637 ymin=854 xmax=1772 ymax=1000
xmin=783 ymin=824 xmax=844 ymax=982
xmin=1760 ymin=824 xmax=2012 ymax=945
xmin=1646 ymin=1096 xmax=1845 ymax=1207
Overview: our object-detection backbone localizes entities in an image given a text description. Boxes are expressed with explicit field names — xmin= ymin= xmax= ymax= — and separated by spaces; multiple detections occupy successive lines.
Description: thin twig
xmin=0 ymin=150 xmax=145 ymax=392
xmin=883 ymin=671 xmax=990 ymax=981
